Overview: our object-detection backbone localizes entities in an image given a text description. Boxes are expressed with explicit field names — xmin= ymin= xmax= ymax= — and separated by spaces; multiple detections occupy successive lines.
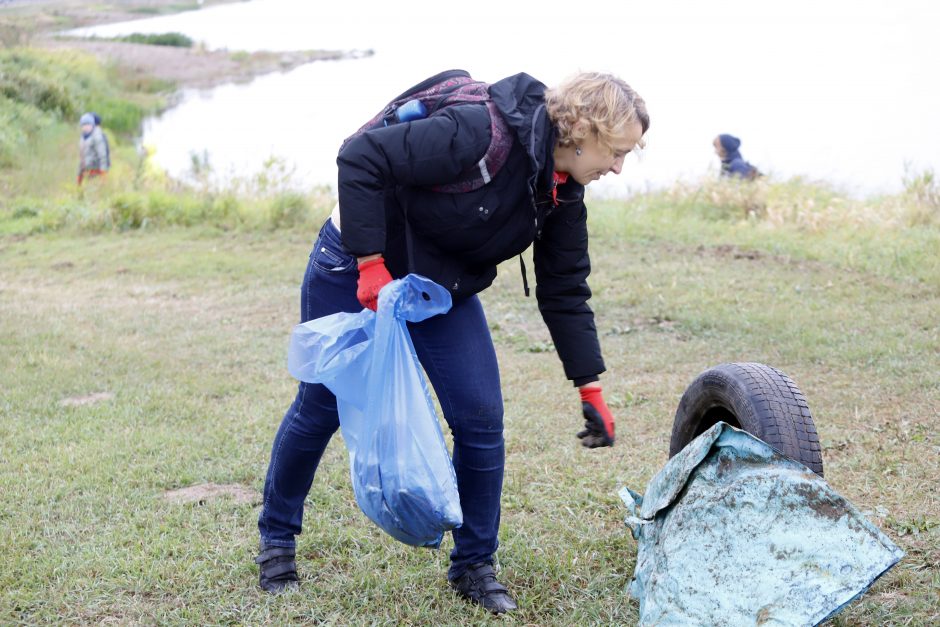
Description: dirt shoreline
xmin=2 ymin=0 xmax=368 ymax=89
xmin=40 ymin=38 xmax=359 ymax=90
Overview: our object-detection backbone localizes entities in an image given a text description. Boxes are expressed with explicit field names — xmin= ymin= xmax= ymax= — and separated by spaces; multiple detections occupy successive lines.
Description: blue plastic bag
xmin=287 ymin=274 xmax=463 ymax=548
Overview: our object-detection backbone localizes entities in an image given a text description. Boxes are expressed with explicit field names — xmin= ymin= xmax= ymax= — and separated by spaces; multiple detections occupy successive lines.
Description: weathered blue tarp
xmin=621 ymin=422 xmax=904 ymax=626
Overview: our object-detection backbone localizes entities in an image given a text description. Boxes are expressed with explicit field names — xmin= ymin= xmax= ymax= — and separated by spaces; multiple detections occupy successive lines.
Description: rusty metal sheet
xmin=621 ymin=422 xmax=904 ymax=626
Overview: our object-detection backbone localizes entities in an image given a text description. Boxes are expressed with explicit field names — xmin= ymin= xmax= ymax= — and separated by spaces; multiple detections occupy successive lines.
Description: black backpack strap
xmin=519 ymin=255 xmax=530 ymax=297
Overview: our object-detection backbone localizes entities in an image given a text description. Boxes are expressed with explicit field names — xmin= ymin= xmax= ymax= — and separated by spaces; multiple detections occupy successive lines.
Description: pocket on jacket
xmin=473 ymin=189 xmax=500 ymax=223
xmin=406 ymin=186 xmax=501 ymax=238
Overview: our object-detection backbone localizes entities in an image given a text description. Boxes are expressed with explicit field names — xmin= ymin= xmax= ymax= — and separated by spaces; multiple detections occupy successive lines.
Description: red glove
xmin=578 ymin=385 xmax=616 ymax=448
xmin=356 ymin=256 xmax=393 ymax=311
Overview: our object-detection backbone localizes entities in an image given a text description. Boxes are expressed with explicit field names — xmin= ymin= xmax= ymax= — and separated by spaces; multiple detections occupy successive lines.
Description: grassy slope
xmin=0 ymin=45 xmax=167 ymax=208
xmin=1 ymin=202 xmax=936 ymax=624
xmin=0 ymin=20 xmax=936 ymax=625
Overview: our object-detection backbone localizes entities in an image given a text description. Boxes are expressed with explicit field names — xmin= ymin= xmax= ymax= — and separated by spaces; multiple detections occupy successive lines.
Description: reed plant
xmin=116 ymin=32 xmax=194 ymax=47
xmin=588 ymin=174 xmax=940 ymax=287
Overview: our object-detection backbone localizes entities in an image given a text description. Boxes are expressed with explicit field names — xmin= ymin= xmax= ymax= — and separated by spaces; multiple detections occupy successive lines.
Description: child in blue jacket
xmin=714 ymin=133 xmax=760 ymax=180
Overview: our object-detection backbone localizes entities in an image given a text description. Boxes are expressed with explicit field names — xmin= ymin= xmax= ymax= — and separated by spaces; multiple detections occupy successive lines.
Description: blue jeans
xmin=258 ymin=219 xmax=504 ymax=579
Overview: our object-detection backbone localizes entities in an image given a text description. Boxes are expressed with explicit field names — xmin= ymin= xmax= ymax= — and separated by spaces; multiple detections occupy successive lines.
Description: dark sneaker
xmin=255 ymin=544 xmax=299 ymax=593
xmin=449 ymin=562 xmax=517 ymax=614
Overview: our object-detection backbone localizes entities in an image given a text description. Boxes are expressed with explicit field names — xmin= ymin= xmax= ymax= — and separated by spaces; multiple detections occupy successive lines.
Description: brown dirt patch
xmin=162 ymin=482 xmax=260 ymax=505
xmin=697 ymin=244 xmax=763 ymax=260
xmin=59 ymin=391 xmax=115 ymax=407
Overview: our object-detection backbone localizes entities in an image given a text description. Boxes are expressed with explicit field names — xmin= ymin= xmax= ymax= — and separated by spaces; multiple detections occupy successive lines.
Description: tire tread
xmin=670 ymin=362 xmax=824 ymax=476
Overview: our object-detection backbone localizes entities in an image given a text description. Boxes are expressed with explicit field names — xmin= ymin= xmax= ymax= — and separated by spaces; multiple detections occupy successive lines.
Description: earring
xmin=575 ymin=146 xmax=582 ymax=156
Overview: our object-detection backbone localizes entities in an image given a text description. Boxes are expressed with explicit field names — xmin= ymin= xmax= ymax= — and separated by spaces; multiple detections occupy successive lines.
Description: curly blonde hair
xmin=545 ymin=72 xmax=649 ymax=152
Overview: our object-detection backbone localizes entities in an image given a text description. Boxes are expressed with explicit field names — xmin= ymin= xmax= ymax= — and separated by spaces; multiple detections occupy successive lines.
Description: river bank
xmin=39 ymin=38 xmax=356 ymax=89
xmin=2 ymin=0 xmax=366 ymax=89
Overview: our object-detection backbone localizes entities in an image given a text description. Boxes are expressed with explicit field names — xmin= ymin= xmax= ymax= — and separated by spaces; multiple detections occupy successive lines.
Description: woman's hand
xmin=577 ymin=383 xmax=616 ymax=448
xmin=356 ymin=255 xmax=392 ymax=311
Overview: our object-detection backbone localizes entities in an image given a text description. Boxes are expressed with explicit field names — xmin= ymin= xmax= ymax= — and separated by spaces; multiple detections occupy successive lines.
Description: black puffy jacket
xmin=337 ymin=72 xmax=604 ymax=385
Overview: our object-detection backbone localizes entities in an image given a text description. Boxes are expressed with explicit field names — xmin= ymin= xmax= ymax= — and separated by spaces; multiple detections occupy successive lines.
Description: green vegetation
xmin=129 ymin=2 xmax=208 ymax=15
xmin=591 ymin=174 xmax=940 ymax=287
xmin=0 ymin=47 xmax=158 ymax=134
xmin=0 ymin=46 xmax=160 ymax=182
xmin=2 ymin=199 xmax=937 ymax=624
xmin=0 ymin=48 xmax=333 ymax=233
xmin=117 ymin=32 xmax=194 ymax=47
xmin=0 ymin=43 xmax=937 ymax=625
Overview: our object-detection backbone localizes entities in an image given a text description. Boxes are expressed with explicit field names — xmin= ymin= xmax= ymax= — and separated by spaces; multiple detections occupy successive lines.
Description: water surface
xmin=72 ymin=0 xmax=940 ymax=196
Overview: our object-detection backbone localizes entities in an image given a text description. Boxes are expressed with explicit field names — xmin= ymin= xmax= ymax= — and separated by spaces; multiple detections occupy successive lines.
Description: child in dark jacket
xmin=255 ymin=70 xmax=649 ymax=614
xmin=714 ymin=133 xmax=760 ymax=180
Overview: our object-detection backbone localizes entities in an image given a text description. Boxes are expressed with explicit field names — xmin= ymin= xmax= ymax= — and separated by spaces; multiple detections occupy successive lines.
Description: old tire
xmin=670 ymin=362 xmax=824 ymax=476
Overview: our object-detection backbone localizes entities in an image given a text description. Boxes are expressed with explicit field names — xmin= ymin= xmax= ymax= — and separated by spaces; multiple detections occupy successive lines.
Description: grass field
xmin=1 ymin=194 xmax=937 ymax=624
xmin=1 ymin=9 xmax=936 ymax=623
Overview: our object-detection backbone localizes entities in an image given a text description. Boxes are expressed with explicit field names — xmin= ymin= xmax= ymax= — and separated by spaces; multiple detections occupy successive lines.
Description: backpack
xmin=341 ymin=69 xmax=514 ymax=193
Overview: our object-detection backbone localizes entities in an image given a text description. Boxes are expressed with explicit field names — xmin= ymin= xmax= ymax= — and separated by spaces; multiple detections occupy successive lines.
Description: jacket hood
xmin=489 ymin=73 xmax=555 ymax=191
xmin=718 ymin=133 xmax=742 ymax=163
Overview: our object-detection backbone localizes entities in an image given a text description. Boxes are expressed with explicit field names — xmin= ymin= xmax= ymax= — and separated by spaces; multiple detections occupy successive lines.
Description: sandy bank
xmin=40 ymin=38 xmax=356 ymax=89
xmin=2 ymin=0 xmax=368 ymax=89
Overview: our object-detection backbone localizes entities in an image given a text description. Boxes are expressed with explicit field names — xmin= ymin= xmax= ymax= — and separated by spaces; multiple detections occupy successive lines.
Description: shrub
xmin=108 ymin=192 xmax=147 ymax=229
xmin=90 ymin=98 xmax=145 ymax=135
xmin=0 ymin=48 xmax=152 ymax=144
xmin=118 ymin=33 xmax=194 ymax=48
xmin=10 ymin=197 xmax=41 ymax=219
xmin=625 ymin=175 xmax=936 ymax=232
xmin=0 ymin=64 xmax=75 ymax=118
xmin=267 ymin=192 xmax=311 ymax=229
xmin=901 ymin=167 xmax=939 ymax=227
xmin=129 ymin=4 xmax=201 ymax=16
xmin=0 ymin=95 xmax=54 ymax=166
xmin=0 ymin=49 xmax=111 ymax=117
